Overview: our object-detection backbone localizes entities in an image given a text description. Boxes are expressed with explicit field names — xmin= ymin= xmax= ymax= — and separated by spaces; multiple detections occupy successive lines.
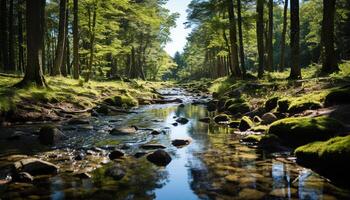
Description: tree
xmin=289 ymin=0 xmax=301 ymax=79
xmin=52 ymin=0 xmax=68 ymax=76
xmin=237 ymin=0 xmax=246 ymax=76
xmin=227 ymin=0 xmax=241 ymax=77
xmin=321 ymin=0 xmax=339 ymax=74
xmin=0 ymin=0 xmax=9 ymax=70
xmin=257 ymin=0 xmax=264 ymax=78
xmin=84 ymin=1 xmax=97 ymax=82
xmin=73 ymin=0 xmax=79 ymax=79
xmin=266 ymin=0 xmax=273 ymax=71
xmin=17 ymin=0 xmax=24 ymax=73
xmin=279 ymin=0 xmax=288 ymax=71
xmin=8 ymin=0 xmax=15 ymax=71
xmin=15 ymin=0 xmax=47 ymax=87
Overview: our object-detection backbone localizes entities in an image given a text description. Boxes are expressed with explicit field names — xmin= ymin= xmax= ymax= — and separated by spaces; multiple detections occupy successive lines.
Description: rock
xmin=199 ymin=117 xmax=210 ymax=123
xmin=295 ymin=135 xmax=350 ymax=181
xmin=178 ymin=104 xmax=185 ymax=108
xmin=16 ymin=172 xmax=34 ymax=183
xmin=67 ymin=118 xmax=90 ymax=125
xmin=108 ymin=150 xmax=125 ymax=160
xmin=74 ymin=152 xmax=86 ymax=161
xmin=227 ymin=102 xmax=250 ymax=115
xmin=241 ymin=135 xmax=263 ymax=143
xmin=324 ymin=86 xmax=350 ymax=107
xmin=268 ymin=116 xmax=344 ymax=147
xmin=261 ymin=112 xmax=278 ymax=125
xmin=207 ymin=100 xmax=217 ymax=111
xmin=214 ymin=114 xmax=230 ymax=124
xmin=172 ymin=122 xmax=178 ymax=126
xmin=228 ymin=120 xmax=240 ymax=128
xmin=105 ymin=164 xmax=126 ymax=180
xmin=239 ymin=116 xmax=254 ymax=131
xmin=103 ymin=94 xmax=138 ymax=108
xmin=171 ymin=139 xmax=191 ymax=147
xmin=277 ymin=99 xmax=290 ymax=113
xmin=134 ymin=152 xmax=148 ymax=158
xmin=253 ymin=116 xmax=262 ymax=123
xmin=110 ymin=126 xmax=137 ymax=136
xmin=175 ymin=117 xmax=189 ymax=124
xmin=12 ymin=158 xmax=59 ymax=176
xmin=288 ymin=101 xmax=322 ymax=114
xmin=74 ymin=172 xmax=92 ymax=179
xmin=95 ymin=105 xmax=109 ymax=115
xmin=38 ymin=126 xmax=66 ymax=145
xmin=238 ymin=188 xmax=265 ymax=200
xmin=151 ymin=130 xmax=161 ymax=135
xmin=141 ymin=144 xmax=166 ymax=150
xmin=265 ymin=96 xmax=279 ymax=111
xmin=146 ymin=150 xmax=172 ymax=166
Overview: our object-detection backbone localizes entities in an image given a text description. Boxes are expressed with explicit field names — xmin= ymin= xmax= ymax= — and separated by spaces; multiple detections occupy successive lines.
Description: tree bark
xmin=15 ymin=0 xmax=46 ymax=87
xmin=289 ymin=0 xmax=301 ymax=79
xmin=257 ymin=0 xmax=264 ymax=78
xmin=321 ymin=0 xmax=339 ymax=74
xmin=227 ymin=0 xmax=241 ymax=77
xmin=8 ymin=0 xmax=15 ymax=71
xmin=52 ymin=0 xmax=67 ymax=76
xmin=73 ymin=0 xmax=79 ymax=79
xmin=17 ymin=0 xmax=24 ymax=73
xmin=237 ymin=0 xmax=246 ymax=76
xmin=61 ymin=0 xmax=69 ymax=77
xmin=84 ymin=3 xmax=97 ymax=82
xmin=266 ymin=0 xmax=273 ymax=71
xmin=0 ymin=0 xmax=9 ymax=70
xmin=279 ymin=0 xmax=288 ymax=71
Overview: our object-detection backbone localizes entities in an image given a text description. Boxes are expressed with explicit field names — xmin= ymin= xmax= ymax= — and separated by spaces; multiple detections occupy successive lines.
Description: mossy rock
xmin=239 ymin=116 xmax=254 ymax=131
xmin=241 ymin=134 xmax=263 ymax=143
xmin=250 ymin=125 xmax=269 ymax=133
xmin=228 ymin=120 xmax=240 ymax=128
xmin=268 ymin=116 xmax=344 ymax=147
xmin=265 ymin=96 xmax=279 ymax=111
xmin=104 ymin=94 xmax=138 ymax=108
xmin=277 ymin=99 xmax=290 ymax=113
xmin=324 ymin=86 xmax=350 ymax=107
xmin=224 ymin=98 xmax=245 ymax=108
xmin=214 ymin=114 xmax=230 ymax=124
xmin=295 ymin=135 xmax=350 ymax=182
xmin=227 ymin=102 xmax=250 ymax=115
xmin=288 ymin=101 xmax=322 ymax=114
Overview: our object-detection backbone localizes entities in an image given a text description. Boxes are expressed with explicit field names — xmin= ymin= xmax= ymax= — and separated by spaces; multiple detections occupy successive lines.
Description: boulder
xmin=261 ymin=113 xmax=278 ymax=125
xmin=227 ymin=103 xmax=250 ymax=115
xmin=214 ymin=114 xmax=230 ymax=124
xmin=228 ymin=120 xmax=240 ymax=128
xmin=277 ymin=99 xmax=290 ymax=113
xmin=105 ymin=164 xmax=126 ymax=180
xmin=288 ymin=101 xmax=322 ymax=114
xmin=141 ymin=144 xmax=166 ymax=150
xmin=147 ymin=150 xmax=172 ymax=166
xmin=239 ymin=116 xmax=254 ymax=131
xmin=38 ymin=126 xmax=66 ymax=145
xmin=324 ymin=87 xmax=350 ymax=107
xmin=15 ymin=172 xmax=34 ymax=183
xmin=171 ymin=139 xmax=191 ymax=147
xmin=175 ymin=117 xmax=189 ymax=124
xmin=12 ymin=158 xmax=59 ymax=176
xmin=265 ymin=97 xmax=279 ymax=111
xmin=110 ymin=126 xmax=137 ymax=136
xmin=199 ymin=117 xmax=210 ymax=123
xmin=268 ymin=116 xmax=344 ymax=147
xmin=108 ymin=150 xmax=125 ymax=160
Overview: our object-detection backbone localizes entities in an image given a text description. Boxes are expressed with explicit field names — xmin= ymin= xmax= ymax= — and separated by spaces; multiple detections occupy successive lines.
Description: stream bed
xmin=0 ymin=88 xmax=349 ymax=200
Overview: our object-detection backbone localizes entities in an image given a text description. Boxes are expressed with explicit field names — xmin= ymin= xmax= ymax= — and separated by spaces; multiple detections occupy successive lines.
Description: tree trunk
xmin=61 ymin=0 xmax=69 ymax=77
xmin=266 ymin=0 xmax=273 ymax=71
xmin=72 ymin=0 xmax=79 ymax=79
xmin=227 ymin=0 xmax=241 ymax=77
xmin=0 ymin=0 xmax=9 ymax=70
xmin=52 ymin=0 xmax=67 ymax=76
xmin=321 ymin=0 xmax=339 ymax=74
xmin=8 ymin=0 xmax=15 ymax=71
xmin=289 ymin=0 xmax=301 ymax=79
xmin=279 ymin=0 xmax=288 ymax=71
xmin=17 ymin=0 xmax=24 ymax=73
xmin=237 ymin=0 xmax=246 ymax=76
xmin=15 ymin=0 xmax=46 ymax=87
xmin=257 ymin=0 xmax=264 ymax=78
xmin=84 ymin=4 xmax=97 ymax=82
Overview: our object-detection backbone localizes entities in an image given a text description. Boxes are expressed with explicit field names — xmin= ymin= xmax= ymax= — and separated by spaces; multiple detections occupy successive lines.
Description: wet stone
xmin=110 ymin=126 xmax=137 ymax=136
xmin=141 ymin=144 xmax=166 ymax=150
xmin=172 ymin=139 xmax=191 ymax=147
xmin=176 ymin=117 xmax=189 ymax=124
xmin=16 ymin=172 xmax=34 ymax=183
xmin=108 ymin=150 xmax=125 ymax=160
xmin=105 ymin=164 xmax=126 ymax=181
xmin=13 ymin=158 xmax=59 ymax=176
xmin=147 ymin=150 xmax=172 ymax=167
xmin=74 ymin=172 xmax=92 ymax=179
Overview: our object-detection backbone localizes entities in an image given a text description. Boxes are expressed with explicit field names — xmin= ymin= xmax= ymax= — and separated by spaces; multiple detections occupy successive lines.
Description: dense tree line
xmin=175 ymin=0 xmax=349 ymax=80
xmin=0 ymin=0 xmax=178 ymax=86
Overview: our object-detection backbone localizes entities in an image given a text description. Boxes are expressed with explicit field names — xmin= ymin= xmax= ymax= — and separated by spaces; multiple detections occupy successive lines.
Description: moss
xmin=288 ymin=101 xmax=322 ymax=113
xmin=104 ymin=94 xmax=138 ymax=108
xmin=268 ymin=116 xmax=344 ymax=147
xmin=295 ymin=135 xmax=350 ymax=182
xmin=241 ymin=134 xmax=263 ymax=143
xmin=239 ymin=116 xmax=254 ymax=131
xmin=250 ymin=125 xmax=269 ymax=133
xmin=324 ymin=86 xmax=350 ymax=107
xmin=227 ymin=102 xmax=250 ymax=115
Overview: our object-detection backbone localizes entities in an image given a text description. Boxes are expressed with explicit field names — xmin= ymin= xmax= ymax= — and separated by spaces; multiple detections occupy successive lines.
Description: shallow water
xmin=0 ymin=89 xmax=349 ymax=200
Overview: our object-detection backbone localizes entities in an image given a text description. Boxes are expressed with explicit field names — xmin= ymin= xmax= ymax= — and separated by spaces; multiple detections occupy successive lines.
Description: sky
xmin=164 ymin=0 xmax=193 ymax=57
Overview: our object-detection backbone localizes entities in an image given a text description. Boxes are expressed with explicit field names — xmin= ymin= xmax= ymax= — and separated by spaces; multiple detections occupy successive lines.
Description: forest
xmin=0 ymin=0 xmax=350 ymax=199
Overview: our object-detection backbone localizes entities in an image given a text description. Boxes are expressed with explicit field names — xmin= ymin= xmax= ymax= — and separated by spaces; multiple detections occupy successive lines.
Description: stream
xmin=0 ymin=88 xmax=349 ymax=200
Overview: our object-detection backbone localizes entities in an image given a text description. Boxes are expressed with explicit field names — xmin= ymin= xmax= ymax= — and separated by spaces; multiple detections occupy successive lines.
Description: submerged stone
xmin=171 ymin=139 xmax=191 ymax=147
xmin=105 ymin=163 xmax=126 ymax=180
xmin=146 ymin=150 xmax=172 ymax=167
xmin=110 ymin=126 xmax=137 ymax=136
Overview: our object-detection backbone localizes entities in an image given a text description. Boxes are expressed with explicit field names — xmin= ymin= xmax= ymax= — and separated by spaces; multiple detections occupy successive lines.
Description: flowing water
xmin=0 ymin=88 xmax=349 ymax=200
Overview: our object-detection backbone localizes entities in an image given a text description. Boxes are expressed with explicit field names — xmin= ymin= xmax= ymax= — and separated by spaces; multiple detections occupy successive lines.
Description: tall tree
xmin=279 ymin=0 xmax=288 ymax=71
xmin=237 ymin=0 xmax=246 ymax=76
xmin=227 ymin=0 xmax=241 ymax=77
xmin=85 ymin=1 xmax=97 ymax=82
xmin=52 ymin=0 xmax=67 ymax=76
xmin=17 ymin=0 xmax=24 ymax=73
xmin=15 ymin=0 xmax=46 ymax=87
xmin=72 ymin=0 xmax=79 ymax=79
xmin=8 ymin=0 xmax=15 ymax=71
xmin=0 ymin=0 xmax=9 ymax=70
xmin=266 ymin=0 xmax=273 ymax=71
xmin=321 ymin=0 xmax=339 ymax=74
xmin=289 ymin=0 xmax=301 ymax=79
xmin=257 ymin=0 xmax=264 ymax=78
